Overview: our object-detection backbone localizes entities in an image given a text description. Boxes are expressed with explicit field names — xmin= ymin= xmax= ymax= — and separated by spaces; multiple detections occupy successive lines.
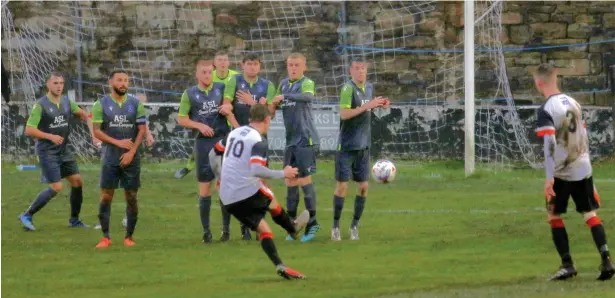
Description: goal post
xmin=464 ymin=0 xmax=475 ymax=176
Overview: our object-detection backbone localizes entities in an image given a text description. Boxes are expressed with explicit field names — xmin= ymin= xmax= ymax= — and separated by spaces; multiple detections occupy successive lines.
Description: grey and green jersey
xmin=225 ymin=74 xmax=275 ymax=126
xmin=178 ymin=83 xmax=229 ymax=138
xmin=26 ymin=95 xmax=81 ymax=159
xmin=269 ymin=76 xmax=319 ymax=147
xmin=338 ymin=81 xmax=373 ymax=151
xmin=92 ymin=94 xmax=146 ymax=165
xmin=213 ymin=69 xmax=239 ymax=84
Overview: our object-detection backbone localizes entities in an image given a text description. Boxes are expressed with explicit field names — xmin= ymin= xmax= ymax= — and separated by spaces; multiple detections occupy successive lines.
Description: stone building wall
xmin=3 ymin=1 xmax=614 ymax=105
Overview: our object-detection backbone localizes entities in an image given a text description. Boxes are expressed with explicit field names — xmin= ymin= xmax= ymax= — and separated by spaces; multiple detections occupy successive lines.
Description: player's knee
xmin=100 ymin=189 xmax=114 ymax=202
xmin=49 ymin=182 xmax=64 ymax=193
xmin=583 ymin=211 xmax=602 ymax=227
xmin=358 ymin=182 xmax=369 ymax=197
xmin=199 ymin=182 xmax=211 ymax=196
xmin=68 ymin=175 xmax=83 ymax=187
xmin=335 ymin=182 xmax=348 ymax=196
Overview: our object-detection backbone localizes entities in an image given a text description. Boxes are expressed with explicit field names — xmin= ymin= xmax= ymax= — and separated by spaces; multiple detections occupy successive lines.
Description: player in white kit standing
xmin=533 ymin=63 xmax=614 ymax=281
xmin=211 ymin=103 xmax=310 ymax=280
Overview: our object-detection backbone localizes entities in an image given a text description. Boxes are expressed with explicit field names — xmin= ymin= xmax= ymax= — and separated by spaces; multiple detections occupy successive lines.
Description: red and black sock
xmin=270 ymin=205 xmax=296 ymax=234
xmin=259 ymin=232 xmax=282 ymax=266
xmin=550 ymin=218 xmax=573 ymax=266
xmin=586 ymin=216 xmax=611 ymax=261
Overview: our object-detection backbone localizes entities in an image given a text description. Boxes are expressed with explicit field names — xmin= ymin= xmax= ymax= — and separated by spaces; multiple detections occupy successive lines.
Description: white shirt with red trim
xmin=536 ymin=93 xmax=591 ymax=181
xmin=218 ymin=125 xmax=270 ymax=205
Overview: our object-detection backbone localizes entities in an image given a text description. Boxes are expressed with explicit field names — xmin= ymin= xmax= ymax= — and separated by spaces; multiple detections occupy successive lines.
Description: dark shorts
xmin=547 ymin=177 xmax=601 ymax=215
xmin=195 ymin=137 xmax=221 ymax=183
xmin=39 ymin=155 xmax=79 ymax=184
xmin=283 ymin=146 xmax=316 ymax=178
xmin=225 ymin=188 xmax=273 ymax=231
xmin=100 ymin=161 xmax=141 ymax=190
xmin=335 ymin=149 xmax=370 ymax=182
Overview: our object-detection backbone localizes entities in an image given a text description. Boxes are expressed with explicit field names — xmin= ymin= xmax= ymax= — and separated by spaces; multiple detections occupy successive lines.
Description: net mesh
xmin=1 ymin=1 xmax=537 ymax=168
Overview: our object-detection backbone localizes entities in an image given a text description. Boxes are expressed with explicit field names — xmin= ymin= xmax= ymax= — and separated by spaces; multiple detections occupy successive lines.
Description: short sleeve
xmin=270 ymin=83 xmax=282 ymax=103
xmin=301 ymin=78 xmax=315 ymax=95
xmin=339 ymin=84 xmax=353 ymax=109
xmin=69 ymin=99 xmax=81 ymax=113
xmin=224 ymin=75 xmax=237 ymax=102
xmin=26 ymin=103 xmax=42 ymax=127
xmin=178 ymin=91 xmax=191 ymax=117
xmin=249 ymin=141 xmax=268 ymax=166
xmin=536 ymin=105 xmax=555 ymax=137
xmin=91 ymin=100 xmax=103 ymax=123
xmin=266 ymin=81 xmax=276 ymax=103
xmin=136 ymin=101 xmax=147 ymax=125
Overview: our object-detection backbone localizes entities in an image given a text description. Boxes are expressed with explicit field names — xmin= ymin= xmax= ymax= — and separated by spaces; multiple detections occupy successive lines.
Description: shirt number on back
xmin=225 ymin=137 xmax=245 ymax=158
xmin=565 ymin=110 xmax=577 ymax=133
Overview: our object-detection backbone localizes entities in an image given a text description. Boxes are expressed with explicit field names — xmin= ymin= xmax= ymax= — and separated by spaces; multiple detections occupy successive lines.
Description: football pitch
xmin=2 ymin=160 xmax=614 ymax=298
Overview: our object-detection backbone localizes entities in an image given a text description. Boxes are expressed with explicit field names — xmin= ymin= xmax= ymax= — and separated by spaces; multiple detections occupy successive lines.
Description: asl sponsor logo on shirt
xmin=50 ymin=115 xmax=68 ymax=129
xmin=199 ymin=101 xmax=219 ymax=115
xmin=109 ymin=115 xmax=134 ymax=128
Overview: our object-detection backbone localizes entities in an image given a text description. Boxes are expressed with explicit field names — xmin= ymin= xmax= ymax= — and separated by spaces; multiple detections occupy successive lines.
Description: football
xmin=371 ymin=160 xmax=396 ymax=183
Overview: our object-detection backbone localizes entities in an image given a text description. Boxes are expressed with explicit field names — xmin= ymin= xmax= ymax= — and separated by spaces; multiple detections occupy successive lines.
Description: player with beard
xmin=91 ymin=70 xmax=147 ymax=248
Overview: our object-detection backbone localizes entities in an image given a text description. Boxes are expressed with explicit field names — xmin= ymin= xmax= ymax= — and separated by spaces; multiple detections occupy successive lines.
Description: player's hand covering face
xmin=46 ymin=76 xmax=65 ymax=97
xmin=350 ymin=62 xmax=368 ymax=84
xmin=197 ymin=65 xmax=214 ymax=86
xmin=287 ymin=58 xmax=306 ymax=81
xmin=110 ymin=73 xmax=129 ymax=96
xmin=242 ymin=60 xmax=261 ymax=78
xmin=214 ymin=55 xmax=230 ymax=72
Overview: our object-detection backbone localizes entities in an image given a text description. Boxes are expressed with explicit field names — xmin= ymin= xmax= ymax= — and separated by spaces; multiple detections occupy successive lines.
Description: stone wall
xmin=2 ymin=1 xmax=614 ymax=105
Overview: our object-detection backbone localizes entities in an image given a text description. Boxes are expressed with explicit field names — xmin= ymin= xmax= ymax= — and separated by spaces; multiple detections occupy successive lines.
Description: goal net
xmin=2 ymin=1 xmax=537 ymax=169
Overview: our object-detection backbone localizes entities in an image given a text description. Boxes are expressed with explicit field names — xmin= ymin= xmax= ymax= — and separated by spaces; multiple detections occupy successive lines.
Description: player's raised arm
xmin=91 ymin=100 xmax=133 ymax=151
xmin=176 ymin=90 xmax=214 ymax=137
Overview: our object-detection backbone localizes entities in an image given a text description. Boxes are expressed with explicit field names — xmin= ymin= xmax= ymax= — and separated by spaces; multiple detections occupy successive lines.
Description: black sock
xmin=551 ymin=219 xmax=573 ymax=266
xmin=590 ymin=224 xmax=611 ymax=261
xmin=199 ymin=196 xmax=212 ymax=232
xmin=333 ymin=195 xmax=344 ymax=228
xmin=125 ymin=202 xmax=138 ymax=238
xmin=272 ymin=208 xmax=296 ymax=234
xmin=220 ymin=199 xmax=231 ymax=233
xmin=69 ymin=187 xmax=83 ymax=220
xmin=25 ymin=187 xmax=58 ymax=216
xmin=286 ymin=186 xmax=300 ymax=218
xmin=302 ymin=184 xmax=318 ymax=226
xmin=98 ymin=201 xmax=111 ymax=239
xmin=260 ymin=236 xmax=283 ymax=266
xmin=351 ymin=195 xmax=366 ymax=228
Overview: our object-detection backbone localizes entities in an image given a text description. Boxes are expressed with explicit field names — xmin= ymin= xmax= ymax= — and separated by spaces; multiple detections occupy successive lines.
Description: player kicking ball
xmin=18 ymin=72 xmax=91 ymax=230
xmin=331 ymin=58 xmax=389 ymax=241
xmin=92 ymin=70 xmax=147 ymax=248
xmin=212 ymin=104 xmax=309 ymax=279
xmin=533 ymin=63 xmax=614 ymax=281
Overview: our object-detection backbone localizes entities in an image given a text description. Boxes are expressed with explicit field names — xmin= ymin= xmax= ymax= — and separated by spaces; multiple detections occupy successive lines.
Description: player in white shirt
xmin=210 ymin=104 xmax=310 ymax=280
xmin=533 ymin=63 xmax=613 ymax=281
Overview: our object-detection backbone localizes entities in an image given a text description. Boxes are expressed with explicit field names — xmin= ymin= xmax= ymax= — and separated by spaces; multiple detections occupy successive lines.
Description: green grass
xmin=2 ymin=160 xmax=614 ymax=298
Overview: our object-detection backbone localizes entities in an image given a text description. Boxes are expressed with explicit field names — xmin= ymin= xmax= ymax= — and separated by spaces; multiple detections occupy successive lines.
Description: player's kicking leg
xmin=175 ymin=152 xmax=196 ymax=179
